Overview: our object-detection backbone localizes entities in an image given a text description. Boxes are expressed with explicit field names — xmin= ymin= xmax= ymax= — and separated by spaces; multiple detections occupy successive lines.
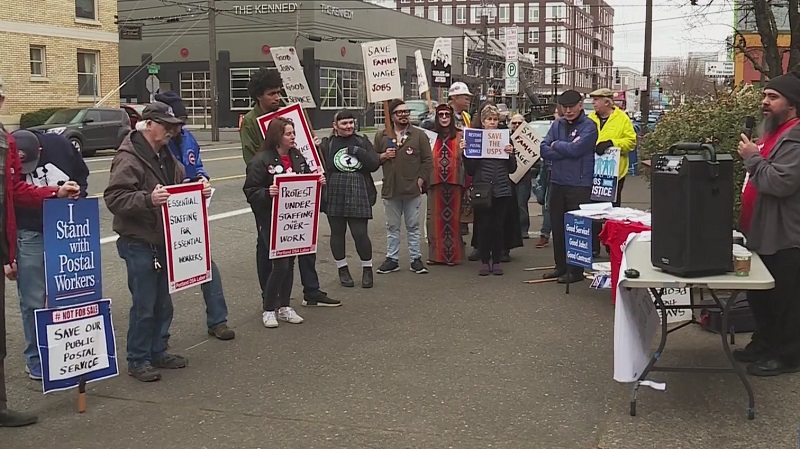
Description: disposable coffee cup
xmin=732 ymin=245 xmax=752 ymax=276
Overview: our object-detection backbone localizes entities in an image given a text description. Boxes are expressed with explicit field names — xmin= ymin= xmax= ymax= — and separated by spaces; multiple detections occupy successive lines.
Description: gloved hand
xmin=348 ymin=145 xmax=365 ymax=155
xmin=595 ymin=140 xmax=613 ymax=155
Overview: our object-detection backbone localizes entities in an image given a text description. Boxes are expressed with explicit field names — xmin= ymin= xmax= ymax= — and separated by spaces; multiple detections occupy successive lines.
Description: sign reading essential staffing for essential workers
xmin=43 ymin=198 xmax=102 ymax=307
xmin=361 ymin=39 xmax=402 ymax=103
xmin=270 ymin=174 xmax=322 ymax=259
xmin=257 ymin=103 xmax=324 ymax=173
xmin=162 ymin=182 xmax=212 ymax=294
xmin=565 ymin=212 xmax=593 ymax=269
xmin=463 ymin=128 xmax=510 ymax=159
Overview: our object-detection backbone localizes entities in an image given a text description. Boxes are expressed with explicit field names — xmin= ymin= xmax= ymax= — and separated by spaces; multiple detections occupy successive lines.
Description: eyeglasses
xmin=394 ymin=110 xmax=411 ymax=116
xmin=437 ymin=112 xmax=451 ymax=118
xmin=511 ymin=121 xmax=523 ymax=126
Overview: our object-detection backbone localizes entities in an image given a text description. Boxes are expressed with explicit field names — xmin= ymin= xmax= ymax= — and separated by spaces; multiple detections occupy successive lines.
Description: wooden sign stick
xmin=302 ymin=107 xmax=317 ymax=139
xmin=524 ymin=265 xmax=556 ymax=271
xmin=383 ymin=100 xmax=394 ymax=137
xmin=425 ymin=90 xmax=433 ymax=113
xmin=523 ymin=278 xmax=558 ymax=284
xmin=77 ymin=377 xmax=87 ymax=413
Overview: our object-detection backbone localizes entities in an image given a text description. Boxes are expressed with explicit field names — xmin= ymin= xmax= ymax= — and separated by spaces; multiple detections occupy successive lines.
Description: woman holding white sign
xmin=243 ymin=117 xmax=326 ymax=329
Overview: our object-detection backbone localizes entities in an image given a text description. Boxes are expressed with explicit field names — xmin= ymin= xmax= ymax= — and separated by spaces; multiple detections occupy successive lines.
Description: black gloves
xmin=595 ymin=140 xmax=613 ymax=155
xmin=348 ymin=145 xmax=364 ymax=156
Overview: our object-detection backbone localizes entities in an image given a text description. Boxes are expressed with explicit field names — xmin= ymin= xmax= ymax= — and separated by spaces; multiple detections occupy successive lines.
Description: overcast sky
xmin=609 ymin=0 xmax=734 ymax=71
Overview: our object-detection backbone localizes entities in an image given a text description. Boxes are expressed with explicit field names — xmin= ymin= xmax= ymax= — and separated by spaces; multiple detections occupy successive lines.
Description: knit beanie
xmin=766 ymin=71 xmax=800 ymax=108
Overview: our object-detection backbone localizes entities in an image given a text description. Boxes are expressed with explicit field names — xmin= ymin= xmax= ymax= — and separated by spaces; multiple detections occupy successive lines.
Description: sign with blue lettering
xmin=464 ymin=128 xmax=484 ymax=158
xmin=463 ymin=128 xmax=510 ymax=159
xmin=565 ymin=212 xmax=593 ymax=269
xmin=34 ymin=299 xmax=118 ymax=394
xmin=590 ymin=147 xmax=620 ymax=202
xmin=43 ymin=199 xmax=102 ymax=307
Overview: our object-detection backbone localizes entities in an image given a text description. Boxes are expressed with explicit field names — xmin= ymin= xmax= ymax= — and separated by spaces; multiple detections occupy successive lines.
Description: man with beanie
xmin=736 ymin=71 xmax=800 ymax=376
xmin=539 ymin=90 xmax=598 ymax=284
xmin=374 ymin=99 xmax=433 ymax=274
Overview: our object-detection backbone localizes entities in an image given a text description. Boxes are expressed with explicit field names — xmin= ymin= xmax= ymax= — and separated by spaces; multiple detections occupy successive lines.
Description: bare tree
xmin=733 ymin=0 xmax=799 ymax=79
xmin=660 ymin=58 xmax=715 ymax=100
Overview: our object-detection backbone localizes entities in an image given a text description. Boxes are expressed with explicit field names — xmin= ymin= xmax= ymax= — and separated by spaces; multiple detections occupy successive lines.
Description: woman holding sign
xmin=243 ymin=117 xmax=326 ymax=329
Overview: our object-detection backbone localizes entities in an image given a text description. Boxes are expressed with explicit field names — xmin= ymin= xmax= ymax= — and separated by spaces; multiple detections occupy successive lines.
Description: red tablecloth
xmin=599 ymin=219 xmax=651 ymax=304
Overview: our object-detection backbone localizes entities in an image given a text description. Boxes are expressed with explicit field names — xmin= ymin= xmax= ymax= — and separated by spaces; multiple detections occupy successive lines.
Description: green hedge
xmin=19 ymin=107 xmax=62 ymax=129
xmin=638 ymin=88 xmax=762 ymax=224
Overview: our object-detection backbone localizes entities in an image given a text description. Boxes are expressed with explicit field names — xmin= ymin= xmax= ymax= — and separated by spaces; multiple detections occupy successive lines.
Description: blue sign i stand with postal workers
xmin=564 ymin=212 xmax=593 ymax=294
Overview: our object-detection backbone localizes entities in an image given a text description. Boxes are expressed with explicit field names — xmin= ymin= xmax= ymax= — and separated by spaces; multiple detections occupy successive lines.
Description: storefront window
xmin=230 ymin=67 xmax=286 ymax=110
xmin=319 ymin=67 xmax=364 ymax=110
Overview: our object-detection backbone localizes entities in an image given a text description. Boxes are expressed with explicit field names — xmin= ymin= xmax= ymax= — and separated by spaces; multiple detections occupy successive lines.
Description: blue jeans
xmin=117 ymin=238 xmax=173 ymax=366
xmin=255 ymin=215 xmax=320 ymax=295
xmin=541 ymin=183 xmax=552 ymax=237
xmin=15 ymin=229 xmax=46 ymax=371
xmin=161 ymin=259 xmax=228 ymax=345
xmin=384 ymin=196 xmax=422 ymax=261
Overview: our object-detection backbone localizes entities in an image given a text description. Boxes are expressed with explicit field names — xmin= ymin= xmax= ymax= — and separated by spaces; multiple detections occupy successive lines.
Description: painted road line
xmin=91 ymin=155 xmax=243 ymax=174
xmin=84 ymin=146 xmax=242 ymax=164
xmin=86 ymin=173 xmax=249 ymax=198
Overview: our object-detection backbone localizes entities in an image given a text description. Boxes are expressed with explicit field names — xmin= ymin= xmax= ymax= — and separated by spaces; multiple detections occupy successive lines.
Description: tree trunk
xmin=789 ymin=0 xmax=800 ymax=71
xmin=752 ymin=0 xmax=784 ymax=78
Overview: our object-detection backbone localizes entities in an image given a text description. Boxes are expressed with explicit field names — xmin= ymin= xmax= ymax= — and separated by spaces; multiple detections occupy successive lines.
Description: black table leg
xmin=630 ymin=287 xmax=669 ymax=416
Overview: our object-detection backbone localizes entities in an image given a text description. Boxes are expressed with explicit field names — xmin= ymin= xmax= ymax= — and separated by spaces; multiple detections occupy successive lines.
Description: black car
xmin=29 ymin=107 xmax=131 ymax=157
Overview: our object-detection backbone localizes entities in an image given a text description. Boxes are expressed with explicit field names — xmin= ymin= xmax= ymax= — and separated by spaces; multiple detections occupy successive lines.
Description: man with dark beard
xmin=736 ymin=71 xmax=800 ymax=376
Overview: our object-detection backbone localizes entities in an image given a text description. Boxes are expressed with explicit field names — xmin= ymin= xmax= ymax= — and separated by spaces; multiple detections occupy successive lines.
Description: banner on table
xmin=509 ymin=121 xmax=543 ymax=183
xmin=361 ymin=39 xmax=402 ymax=103
xmin=414 ymin=50 xmax=429 ymax=96
xmin=591 ymin=147 xmax=621 ymax=202
xmin=256 ymin=103 xmax=323 ymax=173
xmin=270 ymin=46 xmax=316 ymax=108
xmin=162 ymin=182 xmax=212 ymax=294
xmin=270 ymin=173 xmax=322 ymax=259
xmin=430 ymin=37 xmax=452 ymax=88
xmin=565 ymin=212 xmax=593 ymax=269
xmin=35 ymin=299 xmax=118 ymax=394
xmin=463 ymin=128 xmax=509 ymax=159
xmin=43 ymin=198 xmax=102 ymax=308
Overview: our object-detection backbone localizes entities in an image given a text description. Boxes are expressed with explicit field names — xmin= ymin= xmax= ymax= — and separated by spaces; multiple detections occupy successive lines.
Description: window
xmin=488 ymin=28 xmax=495 ymax=39
xmin=180 ymin=71 xmax=211 ymax=125
xmin=230 ymin=68 xmax=286 ymax=110
xmin=428 ymin=6 xmax=438 ymax=21
xmin=529 ymin=3 xmax=539 ymax=21
xmin=514 ymin=3 xmax=525 ymax=22
xmin=319 ymin=67 xmax=363 ymax=110
xmin=400 ymin=0 xmax=410 ymax=3
xmin=517 ymin=26 xmax=524 ymax=40
xmin=499 ymin=27 xmax=505 ymax=41
xmin=442 ymin=6 xmax=452 ymax=24
xmin=529 ymin=28 xmax=539 ymax=43
xmin=75 ymin=0 xmax=97 ymax=20
xmin=498 ymin=4 xmax=510 ymax=23
xmin=30 ymin=46 xmax=45 ymax=77
xmin=401 ymin=7 xmax=411 ymax=14
xmin=487 ymin=5 xmax=496 ymax=23
xmin=470 ymin=5 xmax=480 ymax=24
xmin=414 ymin=7 xmax=424 ymax=17
xmin=77 ymin=51 xmax=98 ymax=98
xmin=456 ymin=5 xmax=466 ymax=24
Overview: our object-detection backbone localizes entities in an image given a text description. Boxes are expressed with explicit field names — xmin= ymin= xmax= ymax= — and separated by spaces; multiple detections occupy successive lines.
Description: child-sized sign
xmin=257 ymin=103 xmax=323 ymax=173
xmin=463 ymin=128 xmax=509 ymax=159
xmin=270 ymin=46 xmax=316 ymax=108
xmin=270 ymin=174 xmax=322 ymax=259
xmin=43 ymin=199 xmax=102 ymax=307
xmin=361 ymin=39 xmax=402 ymax=103
xmin=565 ymin=212 xmax=593 ymax=269
xmin=591 ymin=147 xmax=621 ymax=202
xmin=509 ymin=122 xmax=542 ymax=183
xmin=162 ymin=182 xmax=212 ymax=294
xmin=35 ymin=299 xmax=118 ymax=394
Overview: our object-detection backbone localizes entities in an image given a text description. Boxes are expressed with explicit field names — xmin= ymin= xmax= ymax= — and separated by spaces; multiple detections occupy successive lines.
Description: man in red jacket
xmin=0 ymin=80 xmax=80 ymax=427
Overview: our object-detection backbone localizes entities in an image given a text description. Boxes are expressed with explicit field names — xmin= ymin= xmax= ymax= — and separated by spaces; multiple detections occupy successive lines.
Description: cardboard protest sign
xmin=414 ymin=50 xmax=429 ymax=96
xmin=162 ymin=182 xmax=212 ymax=294
xmin=591 ymin=147 xmax=621 ymax=202
xmin=418 ymin=126 xmax=437 ymax=148
xmin=430 ymin=37 xmax=452 ymax=87
xmin=43 ymin=199 xmax=102 ymax=307
xmin=361 ymin=39 xmax=402 ymax=103
xmin=35 ymin=299 xmax=118 ymax=394
xmin=565 ymin=212 xmax=593 ymax=269
xmin=463 ymin=128 xmax=509 ymax=159
xmin=509 ymin=122 xmax=543 ymax=183
xmin=271 ymin=46 xmax=316 ymax=108
xmin=257 ymin=103 xmax=323 ymax=173
xmin=270 ymin=174 xmax=322 ymax=259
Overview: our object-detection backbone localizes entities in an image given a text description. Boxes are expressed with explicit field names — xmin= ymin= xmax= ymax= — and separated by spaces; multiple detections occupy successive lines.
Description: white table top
xmin=620 ymin=237 xmax=775 ymax=290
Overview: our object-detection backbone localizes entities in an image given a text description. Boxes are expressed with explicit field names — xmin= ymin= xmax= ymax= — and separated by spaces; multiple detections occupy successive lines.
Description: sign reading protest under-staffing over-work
xmin=509 ymin=122 xmax=543 ymax=183
xmin=35 ymin=299 xmax=118 ymax=393
xmin=270 ymin=46 xmax=316 ymax=108
xmin=361 ymin=39 xmax=402 ymax=103
xmin=463 ymin=128 xmax=509 ymax=159
xmin=565 ymin=212 xmax=593 ymax=269
xmin=270 ymin=174 xmax=322 ymax=259
xmin=430 ymin=37 xmax=452 ymax=88
xmin=257 ymin=102 xmax=324 ymax=173
xmin=43 ymin=198 xmax=102 ymax=308
xmin=591 ymin=147 xmax=621 ymax=202
xmin=162 ymin=182 xmax=212 ymax=294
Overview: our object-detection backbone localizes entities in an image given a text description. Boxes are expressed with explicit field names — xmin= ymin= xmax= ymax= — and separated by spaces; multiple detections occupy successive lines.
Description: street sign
xmin=119 ymin=24 xmax=142 ymax=40
xmin=505 ymin=61 xmax=519 ymax=94
xmin=504 ymin=27 xmax=518 ymax=62
xmin=704 ymin=61 xmax=734 ymax=77
xmin=147 ymin=63 xmax=160 ymax=75
xmin=145 ymin=74 xmax=160 ymax=93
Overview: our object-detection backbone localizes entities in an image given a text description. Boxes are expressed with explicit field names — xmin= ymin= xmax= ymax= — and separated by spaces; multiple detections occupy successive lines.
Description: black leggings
xmin=474 ymin=196 xmax=511 ymax=264
xmin=263 ymin=256 xmax=294 ymax=312
xmin=327 ymin=216 xmax=372 ymax=262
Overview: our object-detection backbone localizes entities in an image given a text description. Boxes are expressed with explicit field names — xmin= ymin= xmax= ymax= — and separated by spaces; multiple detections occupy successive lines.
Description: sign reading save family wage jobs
xmin=162 ymin=182 xmax=212 ymax=294
xmin=565 ymin=212 xmax=593 ymax=269
xmin=257 ymin=103 xmax=323 ymax=173
xmin=270 ymin=46 xmax=316 ymax=108
xmin=270 ymin=174 xmax=322 ymax=259
xmin=463 ymin=128 xmax=510 ymax=159
xmin=361 ymin=39 xmax=402 ymax=103
xmin=43 ymin=199 xmax=102 ymax=308
xmin=510 ymin=122 xmax=543 ymax=183
xmin=35 ymin=299 xmax=118 ymax=394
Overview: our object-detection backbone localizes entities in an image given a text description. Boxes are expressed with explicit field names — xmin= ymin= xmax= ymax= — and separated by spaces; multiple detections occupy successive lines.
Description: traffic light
xmin=655 ymin=78 xmax=661 ymax=87
xmin=635 ymin=88 xmax=640 ymax=95
xmin=659 ymin=87 xmax=664 ymax=94
xmin=615 ymin=69 xmax=620 ymax=84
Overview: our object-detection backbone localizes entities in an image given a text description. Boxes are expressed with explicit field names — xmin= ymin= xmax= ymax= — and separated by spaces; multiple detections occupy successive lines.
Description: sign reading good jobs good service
xmin=361 ymin=39 xmax=402 ymax=103
xmin=162 ymin=182 xmax=212 ymax=294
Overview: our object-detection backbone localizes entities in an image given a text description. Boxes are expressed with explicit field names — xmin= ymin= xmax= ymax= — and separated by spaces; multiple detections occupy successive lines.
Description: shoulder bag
xmin=470 ymin=162 xmax=492 ymax=209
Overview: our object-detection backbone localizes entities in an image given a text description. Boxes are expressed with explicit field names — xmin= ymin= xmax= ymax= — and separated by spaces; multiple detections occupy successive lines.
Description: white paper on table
xmin=568 ymin=209 xmax=609 ymax=219
xmin=579 ymin=202 xmax=613 ymax=211
xmin=206 ymin=188 xmax=215 ymax=209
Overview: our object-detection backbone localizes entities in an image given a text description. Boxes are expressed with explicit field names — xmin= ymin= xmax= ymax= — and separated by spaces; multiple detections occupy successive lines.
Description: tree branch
xmin=789 ymin=0 xmax=800 ymax=71
xmin=733 ymin=29 xmax=766 ymax=76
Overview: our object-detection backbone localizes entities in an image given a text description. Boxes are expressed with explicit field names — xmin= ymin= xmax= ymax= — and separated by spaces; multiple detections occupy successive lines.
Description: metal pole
xmin=208 ymin=0 xmax=220 ymax=141
xmin=553 ymin=35 xmax=559 ymax=102
xmin=640 ymin=0 xmax=653 ymax=130
xmin=481 ymin=13 xmax=489 ymax=100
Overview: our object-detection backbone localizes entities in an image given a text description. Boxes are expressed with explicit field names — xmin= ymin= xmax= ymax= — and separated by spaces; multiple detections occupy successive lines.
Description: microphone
xmin=743 ymin=116 xmax=756 ymax=140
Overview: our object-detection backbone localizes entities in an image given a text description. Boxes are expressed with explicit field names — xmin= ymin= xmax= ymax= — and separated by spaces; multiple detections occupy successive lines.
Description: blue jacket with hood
xmin=167 ymin=127 xmax=210 ymax=180
xmin=539 ymin=111 xmax=598 ymax=187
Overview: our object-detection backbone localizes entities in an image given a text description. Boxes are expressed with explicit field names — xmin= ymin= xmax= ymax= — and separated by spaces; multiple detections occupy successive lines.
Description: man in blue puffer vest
xmin=154 ymin=91 xmax=235 ymax=342
xmin=539 ymin=90 xmax=598 ymax=284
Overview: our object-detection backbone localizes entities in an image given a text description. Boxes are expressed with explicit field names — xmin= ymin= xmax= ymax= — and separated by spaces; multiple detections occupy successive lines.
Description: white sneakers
xmin=262 ymin=307 xmax=304 ymax=328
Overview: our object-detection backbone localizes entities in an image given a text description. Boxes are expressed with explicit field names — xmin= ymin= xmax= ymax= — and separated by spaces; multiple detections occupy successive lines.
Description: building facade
xmin=0 ymin=0 xmax=120 ymax=127
xmin=732 ymin=0 xmax=792 ymax=85
xmin=612 ymin=66 xmax=643 ymax=92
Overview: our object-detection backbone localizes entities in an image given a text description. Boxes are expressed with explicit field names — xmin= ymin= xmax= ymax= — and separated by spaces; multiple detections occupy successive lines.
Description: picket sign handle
xmin=383 ymin=100 xmax=393 ymax=137
xmin=77 ymin=377 xmax=87 ymax=413
xmin=301 ymin=107 xmax=316 ymax=139
xmin=425 ymin=90 xmax=433 ymax=113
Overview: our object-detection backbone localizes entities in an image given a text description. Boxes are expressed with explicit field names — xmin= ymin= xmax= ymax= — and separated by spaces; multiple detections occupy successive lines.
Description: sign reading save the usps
xmin=463 ymin=128 xmax=509 ymax=159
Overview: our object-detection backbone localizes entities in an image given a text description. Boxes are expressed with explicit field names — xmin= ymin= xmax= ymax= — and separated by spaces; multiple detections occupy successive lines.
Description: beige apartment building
xmin=0 ymin=0 xmax=120 ymax=127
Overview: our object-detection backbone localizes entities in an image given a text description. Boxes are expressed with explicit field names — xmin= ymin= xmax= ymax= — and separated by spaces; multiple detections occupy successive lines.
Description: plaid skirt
xmin=325 ymin=172 xmax=373 ymax=219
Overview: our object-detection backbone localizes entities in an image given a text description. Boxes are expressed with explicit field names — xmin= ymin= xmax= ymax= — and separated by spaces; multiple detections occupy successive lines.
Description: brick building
xmin=0 ymin=0 xmax=120 ymax=127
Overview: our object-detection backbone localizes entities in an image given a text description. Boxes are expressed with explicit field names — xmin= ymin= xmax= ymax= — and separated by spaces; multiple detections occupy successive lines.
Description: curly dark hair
xmin=247 ymin=68 xmax=283 ymax=101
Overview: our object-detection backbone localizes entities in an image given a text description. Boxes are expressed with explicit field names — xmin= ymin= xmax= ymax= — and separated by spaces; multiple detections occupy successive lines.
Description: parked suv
xmin=29 ymin=107 xmax=131 ymax=157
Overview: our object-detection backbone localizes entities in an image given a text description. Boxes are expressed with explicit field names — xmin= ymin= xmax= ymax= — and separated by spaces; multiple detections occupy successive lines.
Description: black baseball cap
xmin=558 ymin=90 xmax=583 ymax=107
xmin=11 ymin=129 xmax=41 ymax=174
xmin=142 ymin=101 xmax=185 ymax=126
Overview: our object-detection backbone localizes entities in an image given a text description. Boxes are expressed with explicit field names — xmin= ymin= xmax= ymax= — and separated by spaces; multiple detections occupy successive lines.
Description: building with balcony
xmin=0 ymin=0 xmax=120 ymax=127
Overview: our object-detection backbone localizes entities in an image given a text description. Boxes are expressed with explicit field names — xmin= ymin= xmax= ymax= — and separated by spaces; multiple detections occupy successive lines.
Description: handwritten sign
xmin=35 ymin=299 xmax=118 ymax=394
xmin=430 ymin=37 xmax=452 ymax=87
xmin=270 ymin=173 xmax=322 ymax=259
xmin=43 ymin=199 xmax=102 ymax=307
xmin=463 ymin=128 xmax=509 ymax=159
xmin=257 ymin=103 xmax=323 ymax=173
xmin=414 ymin=50 xmax=429 ymax=96
xmin=509 ymin=122 xmax=542 ymax=183
xmin=565 ymin=212 xmax=593 ymax=269
xmin=650 ymin=287 xmax=692 ymax=324
xmin=270 ymin=46 xmax=316 ymax=108
xmin=591 ymin=147 xmax=620 ymax=202
xmin=361 ymin=39 xmax=402 ymax=103
xmin=162 ymin=182 xmax=212 ymax=293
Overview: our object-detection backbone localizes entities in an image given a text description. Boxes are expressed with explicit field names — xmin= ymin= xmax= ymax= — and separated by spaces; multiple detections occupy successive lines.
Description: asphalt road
xmin=1 ymin=141 xmax=799 ymax=448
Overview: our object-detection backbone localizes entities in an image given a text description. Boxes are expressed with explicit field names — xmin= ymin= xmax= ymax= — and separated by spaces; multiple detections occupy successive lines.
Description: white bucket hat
xmin=448 ymin=82 xmax=473 ymax=98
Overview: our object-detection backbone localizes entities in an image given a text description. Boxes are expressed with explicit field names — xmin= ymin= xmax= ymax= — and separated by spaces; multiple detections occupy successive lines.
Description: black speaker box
xmin=651 ymin=143 xmax=734 ymax=277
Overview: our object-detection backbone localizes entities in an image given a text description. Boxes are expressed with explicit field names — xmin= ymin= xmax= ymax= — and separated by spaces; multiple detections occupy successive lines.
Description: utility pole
xmin=480 ymin=3 xmax=489 ymax=101
xmin=553 ymin=34 xmax=560 ymax=102
xmin=208 ymin=0 xmax=220 ymax=141
xmin=640 ymin=0 xmax=653 ymax=130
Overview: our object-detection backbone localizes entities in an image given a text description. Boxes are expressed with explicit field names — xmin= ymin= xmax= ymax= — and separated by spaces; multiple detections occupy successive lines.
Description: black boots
xmin=338 ymin=266 xmax=355 ymax=287
xmin=0 ymin=409 xmax=38 ymax=427
xmin=362 ymin=267 xmax=374 ymax=288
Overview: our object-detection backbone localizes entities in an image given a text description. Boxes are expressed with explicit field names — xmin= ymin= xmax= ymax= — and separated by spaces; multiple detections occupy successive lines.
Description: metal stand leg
xmin=630 ymin=287 xmax=669 ymax=417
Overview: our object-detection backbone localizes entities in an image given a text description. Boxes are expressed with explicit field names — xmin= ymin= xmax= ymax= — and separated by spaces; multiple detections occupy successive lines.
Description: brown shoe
xmin=535 ymin=236 xmax=550 ymax=248
xmin=208 ymin=323 xmax=235 ymax=340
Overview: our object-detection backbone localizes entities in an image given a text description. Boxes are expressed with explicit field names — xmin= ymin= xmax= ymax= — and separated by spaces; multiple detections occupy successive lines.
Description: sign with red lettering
xmin=270 ymin=173 xmax=322 ymax=259
xmin=162 ymin=182 xmax=212 ymax=293
xmin=256 ymin=103 xmax=324 ymax=173
xmin=360 ymin=39 xmax=402 ymax=103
